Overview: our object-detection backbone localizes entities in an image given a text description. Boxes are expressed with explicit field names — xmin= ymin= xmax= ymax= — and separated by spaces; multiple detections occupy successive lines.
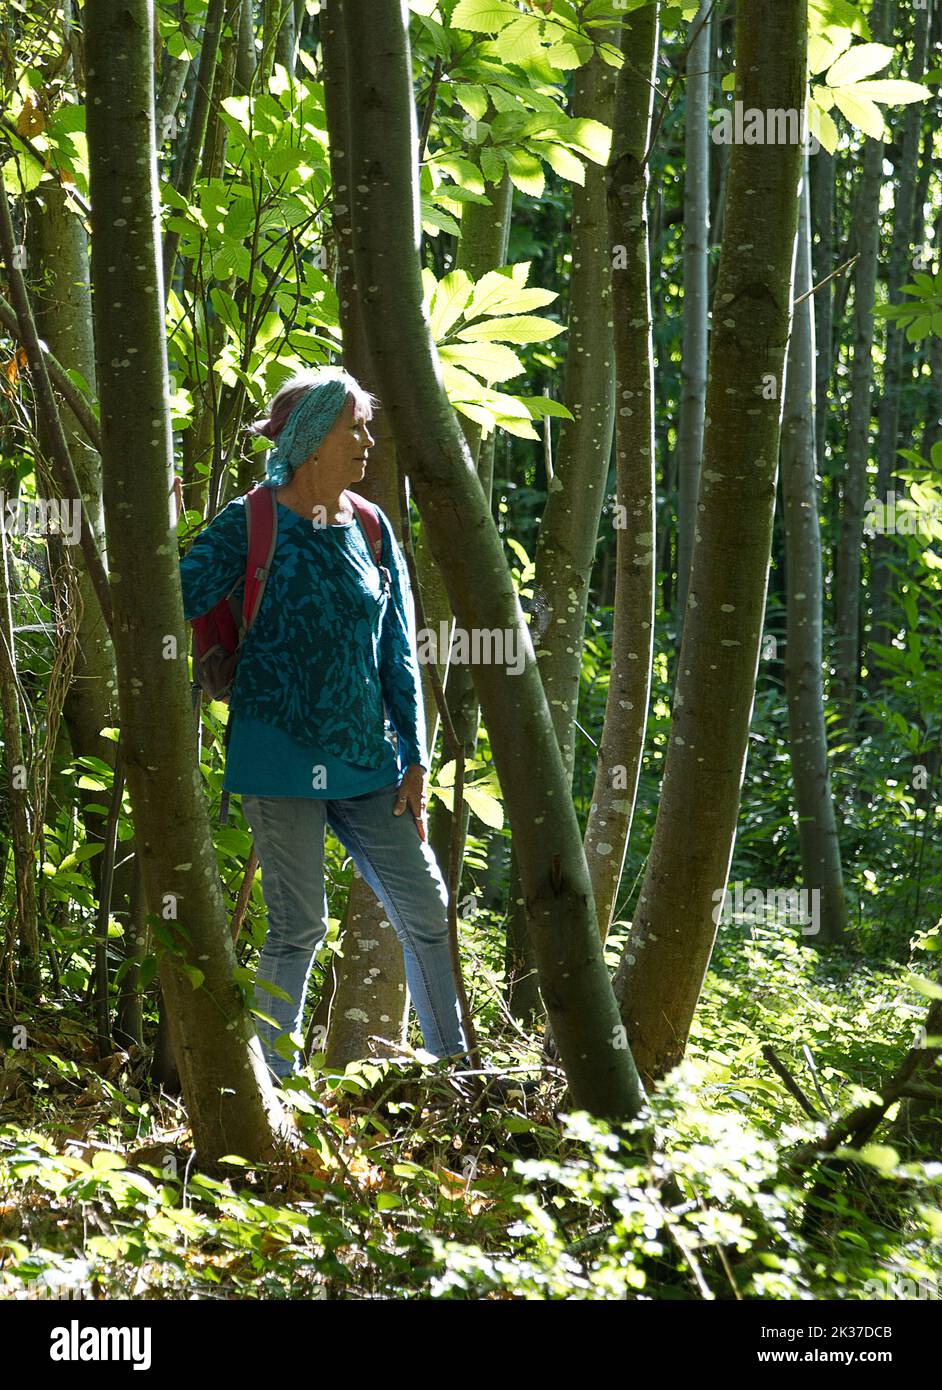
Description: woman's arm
xmin=377 ymin=510 xmax=428 ymax=770
xmin=179 ymin=497 xmax=249 ymax=621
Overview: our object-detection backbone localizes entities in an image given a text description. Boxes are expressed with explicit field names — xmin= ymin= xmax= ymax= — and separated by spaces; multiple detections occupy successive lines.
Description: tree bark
xmin=675 ymin=0 xmax=711 ymax=622
xmin=0 ymin=522 xmax=40 ymax=990
xmin=809 ymin=149 xmax=834 ymax=469
xmin=867 ymin=0 xmax=930 ymax=675
xmin=342 ymin=0 xmax=645 ymax=1120
xmin=529 ymin=31 xmax=618 ymax=787
xmin=831 ymin=134 xmax=882 ymax=727
xmin=85 ymin=0 xmax=288 ymax=1165
xmin=613 ymin=0 xmax=807 ymax=1086
xmin=27 ymin=183 xmax=125 ymax=961
xmin=831 ymin=0 xmax=892 ymax=726
xmin=780 ymin=162 xmax=847 ymax=946
xmin=318 ymin=0 xmax=411 ymax=1063
xmin=583 ymin=2 xmax=659 ymax=944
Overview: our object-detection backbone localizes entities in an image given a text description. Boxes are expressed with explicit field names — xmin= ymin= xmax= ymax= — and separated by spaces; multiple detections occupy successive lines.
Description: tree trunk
xmin=0 ymin=523 xmax=40 ymax=990
xmin=867 ymin=0 xmax=930 ymax=675
xmin=342 ymin=0 xmax=644 ymax=1120
xmin=529 ymin=31 xmax=618 ymax=787
xmin=318 ymin=0 xmax=411 ymax=1064
xmin=675 ymin=0 xmax=711 ymax=622
xmin=613 ymin=0 xmax=807 ymax=1086
xmin=27 ymin=182 xmax=124 ymax=956
xmin=86 ymin=0 xmax=287 ymax=1165
xmin=583 ymin=1 xmax=659 ymax=943
xmin=831 ymin=0 xmax=892 ymax=726
xmin=830 ymin=134 xmax=882 ymax=726
xmin=780 ymin=162 xmax=847 ymax=946
xmin=809 ymin=149 xmax=834 ymax=469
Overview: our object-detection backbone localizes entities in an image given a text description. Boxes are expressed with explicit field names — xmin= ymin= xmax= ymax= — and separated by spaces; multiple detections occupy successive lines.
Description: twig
xmin=761 ymin=1043 xmax=824 ymax=1121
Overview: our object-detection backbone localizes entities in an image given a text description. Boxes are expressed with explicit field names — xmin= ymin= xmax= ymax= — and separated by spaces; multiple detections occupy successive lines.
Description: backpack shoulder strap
xmin=345 ymin=490 xmax=385 ymax=567
xmin=241 ymin=485 xmax=278 ymax=632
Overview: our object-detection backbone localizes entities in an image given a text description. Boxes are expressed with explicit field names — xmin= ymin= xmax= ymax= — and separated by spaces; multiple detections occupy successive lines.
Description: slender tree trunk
xmin=810 ymin=149 xmax=834 ymax=469
xmin=831 ymin=0 xmax=892 ymax=726
xmin=86 ymin=0 xmax=287 ymax=1165
xmin=612 ymin=0 xmax=807 ymax=1086
xmin=867 ymin=0 xmax=930 ymax=675
xmin=831 ymin=134 xmax=882 ymax=726
xmin=781 ymin=164 xmax=847 ymax=946
xmin=318 ymin=0 xmax=411 ymax=1063
xmin=504 ymin=21 xmax=620 ymax=1021
xmin=583 ymin=2 xmax=659 ymax=943
xmin=923 ymin=263 xmax=942 ymax=461
xmin=27 ymin=184 xmax=124 ymax=940
xmin=675 ymin=0 xmax=711 ymax=622
xmin=235 ymin=0 xmax=257 ymax=95
xmin=342 ymin=0 xmax=645 ymax=1120
xmin=529 ymin=31 xmax=619 ymax=787
xmin=162 ymin=0 xmax=228 ymax=291
xmin=0 ymin=524 xmax=40 ymax=990
xmin=426 ymin=163 xmax=514 ymax=890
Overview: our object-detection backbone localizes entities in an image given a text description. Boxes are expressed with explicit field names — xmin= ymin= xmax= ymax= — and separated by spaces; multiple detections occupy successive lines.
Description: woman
xmin=179 ymin=366 xmax=467 ymax=1083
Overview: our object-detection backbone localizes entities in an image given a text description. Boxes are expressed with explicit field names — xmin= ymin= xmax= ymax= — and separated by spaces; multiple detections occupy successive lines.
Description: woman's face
xmin=312 ymin=397 xmax=375 ymax=485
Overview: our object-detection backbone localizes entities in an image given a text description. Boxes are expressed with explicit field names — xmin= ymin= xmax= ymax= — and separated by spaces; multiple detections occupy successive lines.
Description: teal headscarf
xmin=263 ymin=372 xmax=353 ymax=487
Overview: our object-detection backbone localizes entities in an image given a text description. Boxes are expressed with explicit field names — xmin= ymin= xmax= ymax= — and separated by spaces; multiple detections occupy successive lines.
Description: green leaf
xmin=433 ymin=154 xmax=485 ymax=195
xmin=495 ymin=15 xmax=545 ymax=65
xmin=454 ymin=84 xmax=489 ymax=120
xmin=831 ymin=88 xmax=885 ymax=138
xmin=457 ymin=313 xmax=565 ymax=344
xmin=439 ymin=340 xmax=525 ymax=383
xmin=499 ymin=146 xmax=545 ymax=197
xmin=808 ymin=26 xmax=854 ymax=76
xmin=825 ymin=41 xmax=892 ymax=85
xmin=809 ymin=0 xmax=870 ymax=38
xmin=807 ymin=99 xmax=840 ymax=154
xmin=441 ymin=362 xmax=492 ymax=402
xmin=850 ymin=79 xmax=928 ymax=105
xmin=518 ymin=394 xmax=575 ymax=421
xmin=420 ymin=200 xmax=462 ymax=237
xmin=451 ymin=0 xmax=519 ymax=31
xmin=464 ymin=785 xmax=505 ymax=830
xmin=544 ymin=41 xmax=588 ymax=69
xmin=479 ymin=146 xmax=505 ymax=183
xmin=465 ymin=263 xmax=555 ymax=319
xmin=905 ymin=973 xmax=942 ymax=1001
xmin=567 ymin=117 xmax=612 ymax=164
xmin=855 ymin=1144 xmax=900 ymax=1175
xmin=541 ymin=142 xmax=586 ymax=183
xmin=429 ymin=269 xmax=474 ymax=339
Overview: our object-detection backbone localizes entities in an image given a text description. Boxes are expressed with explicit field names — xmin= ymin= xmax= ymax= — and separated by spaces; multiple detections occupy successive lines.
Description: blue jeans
xmin=241 ymin=783 xmax=467 ymax=1080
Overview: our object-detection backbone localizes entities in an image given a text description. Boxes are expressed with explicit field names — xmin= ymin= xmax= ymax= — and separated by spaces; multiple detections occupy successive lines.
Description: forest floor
xmin=1 ymin=920 xmax=940 ymax=1300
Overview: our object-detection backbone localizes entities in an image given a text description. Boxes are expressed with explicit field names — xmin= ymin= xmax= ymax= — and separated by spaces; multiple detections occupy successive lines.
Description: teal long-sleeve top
xmin=179 ymin=491 xmax=428 ymax=799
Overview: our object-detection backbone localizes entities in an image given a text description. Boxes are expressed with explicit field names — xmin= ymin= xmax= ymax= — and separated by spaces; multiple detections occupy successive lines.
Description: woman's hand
xmin=393 ymin=764 xmax=428 ymax=841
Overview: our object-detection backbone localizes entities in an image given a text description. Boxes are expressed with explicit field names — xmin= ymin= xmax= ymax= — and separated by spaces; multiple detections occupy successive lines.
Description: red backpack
xmin=188 ymin=485 xmax=388 ymax=817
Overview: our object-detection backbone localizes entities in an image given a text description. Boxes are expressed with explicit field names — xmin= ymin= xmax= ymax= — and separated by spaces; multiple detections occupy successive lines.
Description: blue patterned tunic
xmin=179 ymin=495 xmax=428 ymax=797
